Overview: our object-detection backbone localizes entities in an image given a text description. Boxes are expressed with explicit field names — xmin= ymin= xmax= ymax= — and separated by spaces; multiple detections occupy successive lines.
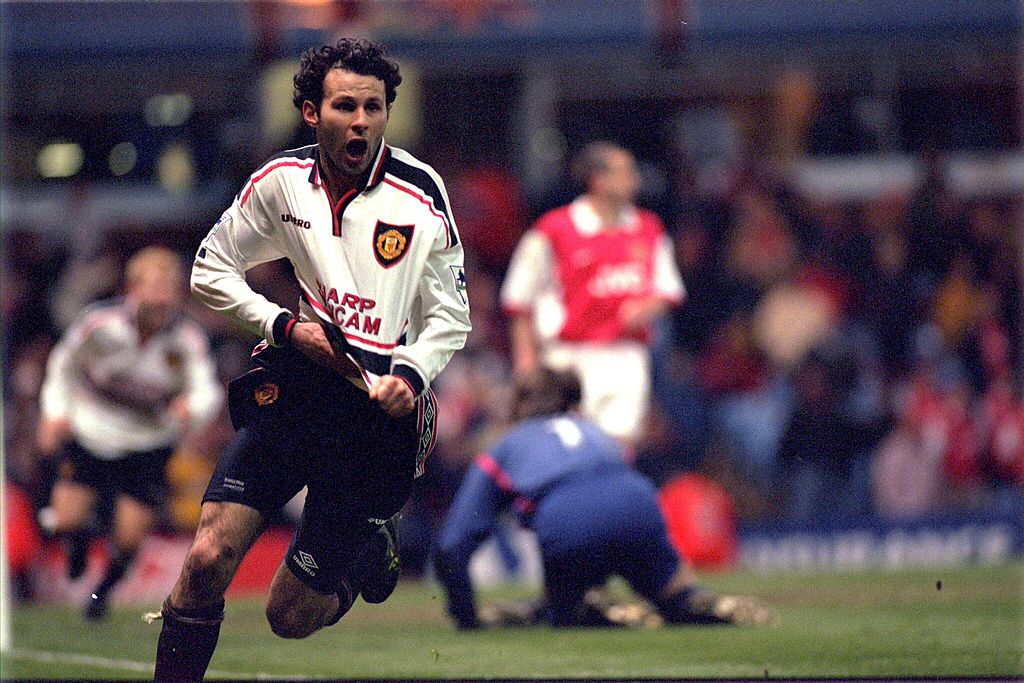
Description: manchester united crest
xmin=373 ymin=221 xmax=414 ymax=268
xmin=254 ymin=382 xmax=279 ymax=406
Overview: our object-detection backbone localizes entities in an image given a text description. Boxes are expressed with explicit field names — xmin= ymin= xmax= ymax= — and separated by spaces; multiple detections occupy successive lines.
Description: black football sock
xmin=153 ymin=597 xmax=225 ymax=682
xmin=63 ymin=530 xmax=91 ymax=580
xmin=93 ymin=544 xmax=136 ymax=600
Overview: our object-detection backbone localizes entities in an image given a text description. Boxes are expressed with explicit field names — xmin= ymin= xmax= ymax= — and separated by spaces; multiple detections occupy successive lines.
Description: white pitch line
xmin=6 ymin=648 xmax=307 ymax=680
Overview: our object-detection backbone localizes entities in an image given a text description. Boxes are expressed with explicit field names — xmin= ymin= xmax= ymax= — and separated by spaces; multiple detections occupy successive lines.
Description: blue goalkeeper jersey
xmin=435 ymin=414 xmax=670 ymax=627
xmin=476 ymin=415 xmax=628 ymax=517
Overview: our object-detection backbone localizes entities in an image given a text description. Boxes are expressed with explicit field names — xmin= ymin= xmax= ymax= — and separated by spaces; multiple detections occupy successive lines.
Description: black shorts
xmin=58 ymin=440 xmax=173 ymax=509
xmin=204 ymin=348 xmax=438 ymax=593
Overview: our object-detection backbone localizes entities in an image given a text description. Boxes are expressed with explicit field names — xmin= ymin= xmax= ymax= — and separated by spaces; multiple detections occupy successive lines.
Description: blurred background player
xmin=433 ymin=367 xmax=771 ymax=630
xmin=500 ymin=141 xmax=685 ymax=450
xmin=35 ymin=246 xmax=223 ymax=621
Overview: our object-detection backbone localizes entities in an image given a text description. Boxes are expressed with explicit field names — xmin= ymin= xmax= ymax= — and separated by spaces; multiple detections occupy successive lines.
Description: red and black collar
xmin=307 ymin=141 xmax=390 ymax=192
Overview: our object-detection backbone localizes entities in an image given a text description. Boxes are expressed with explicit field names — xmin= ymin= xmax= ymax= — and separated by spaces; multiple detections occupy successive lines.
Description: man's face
xmin=129 ymin=270 xmax=180 ymax=332
xmin=303 ymin=68 xmax=388 ymax=180
xmin=593 ymin=148 xmax=641 ymax=205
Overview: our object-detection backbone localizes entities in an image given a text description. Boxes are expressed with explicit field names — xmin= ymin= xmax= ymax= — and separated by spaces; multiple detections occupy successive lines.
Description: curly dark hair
xmin=510 ymin=367 xmax=583 ymax=422
xmin=292 ymin=38 xmax=402 ymax=111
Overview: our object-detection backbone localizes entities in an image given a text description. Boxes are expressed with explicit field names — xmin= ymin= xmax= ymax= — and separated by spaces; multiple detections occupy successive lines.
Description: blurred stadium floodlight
xmin=108 ymin=142 xmax=139 ymax=177
xmin=35 ymin=142 xmax=84 ymax=179
xmin=156 ymin=143 xmax=196 ymax=193
xmin=143 ymin=93 xmax=194 ymax=128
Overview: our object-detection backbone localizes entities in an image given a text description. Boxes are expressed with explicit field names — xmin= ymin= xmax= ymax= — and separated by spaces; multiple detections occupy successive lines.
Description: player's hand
xmin=290 ymin=322 xmax=361 ymax=378
xmin=37 ymin=416 xmax=72 ymax=457
xmin=618 ymin=298 xmax=666 ymax=332
xmin=369 ymin=375 xmax=415 ymax=418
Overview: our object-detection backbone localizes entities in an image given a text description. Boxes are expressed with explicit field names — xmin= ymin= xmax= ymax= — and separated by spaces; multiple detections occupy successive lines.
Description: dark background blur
xmin=3 ymin=1 xmax=1022 ymax=578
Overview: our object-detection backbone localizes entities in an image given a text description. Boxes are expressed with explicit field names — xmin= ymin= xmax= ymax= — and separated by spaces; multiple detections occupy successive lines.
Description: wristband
xmin=272 ymin=312 xmax=297 ymax=347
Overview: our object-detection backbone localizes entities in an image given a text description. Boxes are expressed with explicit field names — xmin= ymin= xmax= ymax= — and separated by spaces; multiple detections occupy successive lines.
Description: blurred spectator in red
xmin=696 ymin=313 xmax=767 ymax=396
xmin=899 ymin=324 xmax=984 ymax=493
xmin=980 ymin=380 xmax=1024 ymax=486
xmin=449 ymin=164 xmax=527 ymax=274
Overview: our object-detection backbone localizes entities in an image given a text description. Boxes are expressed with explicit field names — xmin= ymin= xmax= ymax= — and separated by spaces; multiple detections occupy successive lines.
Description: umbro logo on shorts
xmin=366 ymin=517 xmax=388 ymax=525
xmin=293 ymin=551 xmax=319 ymax=576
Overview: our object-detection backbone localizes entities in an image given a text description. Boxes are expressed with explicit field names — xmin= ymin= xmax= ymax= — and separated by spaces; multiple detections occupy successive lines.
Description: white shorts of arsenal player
xmin=542 ymin=340 xmax=649 ymax=447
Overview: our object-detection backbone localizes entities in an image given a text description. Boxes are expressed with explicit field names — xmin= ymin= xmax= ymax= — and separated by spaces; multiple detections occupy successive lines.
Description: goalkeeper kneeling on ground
xmin=433 ymin=367 xmax=773 ymax=629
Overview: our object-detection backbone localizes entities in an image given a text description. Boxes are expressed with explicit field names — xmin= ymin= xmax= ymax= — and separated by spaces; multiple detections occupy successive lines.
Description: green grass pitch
xmin=3 ymin=562 xmax=1021 ymax=680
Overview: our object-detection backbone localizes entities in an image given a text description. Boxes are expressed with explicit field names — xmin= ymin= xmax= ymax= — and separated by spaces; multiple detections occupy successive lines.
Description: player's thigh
xmin=111 ymin=494 xmax=156 ymax=548
xmin=49 ymin=480 xmax=98 ymax=529
xmin=203 ymin=425 xmax=308 ymax=516
xmin=283 ymin=390 xmax=418 ymax=593
xmin=548 ymin=343 xmax=650 ymax=442
xmin=117 ymin=446 xmax=174 ymax=510
xmin=189 ymin=500 xmax=265 ymax=566
xmin=284 ymin=497 xmax=379 ymax=595
xmin=586 ymin=348 xmax=650 ymax=442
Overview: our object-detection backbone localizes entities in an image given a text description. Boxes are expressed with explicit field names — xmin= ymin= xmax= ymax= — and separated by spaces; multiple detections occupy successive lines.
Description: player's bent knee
xmin=187 ymin=533 xmax=244 ymax=575
xmin=265 ymin=602 xmax=320 ymax=639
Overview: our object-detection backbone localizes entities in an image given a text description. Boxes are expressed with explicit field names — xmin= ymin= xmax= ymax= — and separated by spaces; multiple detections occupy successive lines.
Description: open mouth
xmin=346 ymin=139 xmax=368 ymax=159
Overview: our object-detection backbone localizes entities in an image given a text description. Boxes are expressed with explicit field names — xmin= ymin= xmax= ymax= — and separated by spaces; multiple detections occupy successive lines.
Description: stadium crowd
xmin=4 ymin=143 xmax=1022 ymax=580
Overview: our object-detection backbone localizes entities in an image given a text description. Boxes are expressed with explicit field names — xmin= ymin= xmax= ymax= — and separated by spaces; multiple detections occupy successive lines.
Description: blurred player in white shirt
xmin=501 ymin=142 xmax=685 ymax=448
xmin=37 ymin=246 xmax=223 ymax=620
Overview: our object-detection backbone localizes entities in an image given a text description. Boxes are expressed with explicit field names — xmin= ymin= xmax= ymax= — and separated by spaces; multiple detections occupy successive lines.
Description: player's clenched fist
xmin=369 ymin=375 xmax=415 ymax=418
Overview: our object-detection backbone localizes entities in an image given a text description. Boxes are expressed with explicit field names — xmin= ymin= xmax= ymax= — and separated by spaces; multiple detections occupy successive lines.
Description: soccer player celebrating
xmin=151 ymin=38 xmax=470 ymax=681
xmin=434 ymin=367 xmax=772 ymax=630
xmin=37 ymin=246 xmax=223 ymax=621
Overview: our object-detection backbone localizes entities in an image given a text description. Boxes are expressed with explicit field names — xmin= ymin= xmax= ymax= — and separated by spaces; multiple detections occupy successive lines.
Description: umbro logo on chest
xmin=281 ymin=212 xmax=311 ymax=229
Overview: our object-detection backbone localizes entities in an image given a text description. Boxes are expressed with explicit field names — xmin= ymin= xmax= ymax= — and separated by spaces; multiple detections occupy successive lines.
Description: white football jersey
xmin=39 ymin=299 xmax=224 ymax=459
xmin=192 ymin=142 xmax=471 ymax=394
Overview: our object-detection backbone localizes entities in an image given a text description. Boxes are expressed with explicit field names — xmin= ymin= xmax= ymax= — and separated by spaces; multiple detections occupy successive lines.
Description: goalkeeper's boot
xmin=582 ymin=588 xmax=663 ymax=629
xmin=360 ymin=513 xmax=401 ymax=604
xmin=683 ymin=589 xmax=775 ymax=626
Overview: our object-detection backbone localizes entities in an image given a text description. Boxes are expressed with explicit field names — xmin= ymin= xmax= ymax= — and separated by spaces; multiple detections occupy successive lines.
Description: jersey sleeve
xmin=177 ymin=322 xmax=225 ymax=429
xmin=433 ymin=460 xmax=508 ymax=629
xmin=389 ymin=205 xmax=472 ymax=395
xmin=499 ymin=228 xmax=554 ymax=316
xmin=39 ymin=312 xmax=93 ymax=420
xmin=191 ymin=178 xmax=293 ymax=345
xmin=652 ymin=230 xmax=686 ymax=304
